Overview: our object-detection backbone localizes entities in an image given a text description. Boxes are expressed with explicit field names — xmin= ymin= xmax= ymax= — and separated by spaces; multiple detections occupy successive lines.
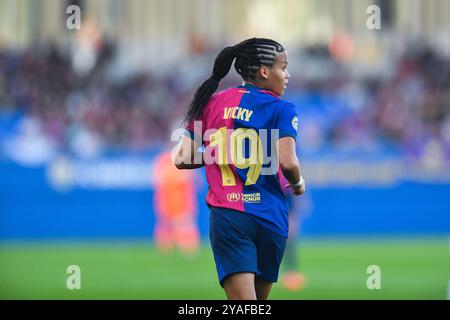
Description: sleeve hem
xmin=278 ymin=131 xmax=297 ymax=140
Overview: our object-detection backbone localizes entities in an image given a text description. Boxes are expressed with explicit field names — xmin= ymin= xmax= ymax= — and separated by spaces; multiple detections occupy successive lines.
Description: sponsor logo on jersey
xmin=242 ymin=193 xmax=261 ymax=203
xmin=226 ymin=192 xmax=241 ymax=202
xmin=226 ymin=192 xmax=261 ymax=203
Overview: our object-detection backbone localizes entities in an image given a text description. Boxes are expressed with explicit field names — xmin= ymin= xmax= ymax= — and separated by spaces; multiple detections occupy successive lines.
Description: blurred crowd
xmin=0 ymin=41 xmax=189 ymax=159
xmin=315 ymin=44 xmax=450 ymax=159
xmin=0 ymin=39 xmax=449 ymax=164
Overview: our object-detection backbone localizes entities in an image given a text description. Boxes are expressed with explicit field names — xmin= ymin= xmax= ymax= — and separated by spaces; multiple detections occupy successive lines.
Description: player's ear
xmin=258 ymin=66 xmax=269 ymax=80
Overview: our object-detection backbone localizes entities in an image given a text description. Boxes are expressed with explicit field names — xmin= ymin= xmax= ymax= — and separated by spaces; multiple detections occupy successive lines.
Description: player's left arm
xmin=173 ymin=135 xmax=205 ymax=169
xmin=275 ymin=102 xmax=305 ymax=195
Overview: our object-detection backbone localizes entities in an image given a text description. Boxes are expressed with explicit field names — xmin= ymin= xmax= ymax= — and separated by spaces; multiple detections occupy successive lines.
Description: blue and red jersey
xmin=186 ymin=83 xmax=298 ymax=237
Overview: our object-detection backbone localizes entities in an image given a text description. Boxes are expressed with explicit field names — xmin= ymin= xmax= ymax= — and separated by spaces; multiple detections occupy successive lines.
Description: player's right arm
xmin=174 ymin=135 xmax=205 ymax=170
xmin=278 ymin=136 xmax=305 ymax=195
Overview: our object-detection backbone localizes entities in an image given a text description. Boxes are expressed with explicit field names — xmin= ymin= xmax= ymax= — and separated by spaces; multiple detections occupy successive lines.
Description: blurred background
xmin=0 ymin=0 xmax=449 ymax=299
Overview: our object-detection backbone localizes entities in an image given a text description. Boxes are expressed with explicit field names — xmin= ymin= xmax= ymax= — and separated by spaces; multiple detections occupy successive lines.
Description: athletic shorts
xmin=209 ymin=206 xmax=287 ymax=287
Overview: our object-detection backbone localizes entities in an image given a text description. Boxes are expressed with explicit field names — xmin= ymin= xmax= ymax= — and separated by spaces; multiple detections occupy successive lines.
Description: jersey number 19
xmin=209 ymin=127 xmax=263 ymax=186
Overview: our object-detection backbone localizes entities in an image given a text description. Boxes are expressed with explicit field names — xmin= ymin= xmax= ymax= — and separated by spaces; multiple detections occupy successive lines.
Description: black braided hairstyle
xmin=184 ymin=38 xmax=285 ymax=123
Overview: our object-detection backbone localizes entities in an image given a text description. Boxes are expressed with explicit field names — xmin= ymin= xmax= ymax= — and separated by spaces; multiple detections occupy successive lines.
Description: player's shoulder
xmin=271 ymin=98 xmax=298 ymax=128
xmin=203 ymin=88 xmax=238 ymax=116
xmin=255 ymin=89 xmax=296 ymax=110
xmin=253 ymin=88 xmax=281 ymax=104
xmin=210 ymin=87 xmax=240 ymax=101
xmin=271 ymin=98 xmax=297 ymax=115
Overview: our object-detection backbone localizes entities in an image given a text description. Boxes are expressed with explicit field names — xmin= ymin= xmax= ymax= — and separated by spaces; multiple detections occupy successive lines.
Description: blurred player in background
xmin=153 ymin=150 xmax=200 ymax=255
xmin=174 ymin=38 xmax=306 ymax=300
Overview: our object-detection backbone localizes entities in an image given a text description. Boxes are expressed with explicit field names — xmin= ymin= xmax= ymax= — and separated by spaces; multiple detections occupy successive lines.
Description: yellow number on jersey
xmin=210 ymin=127 xmax=263 ymax=186
xmin=209 ymin=127 xmax=236 ymax=186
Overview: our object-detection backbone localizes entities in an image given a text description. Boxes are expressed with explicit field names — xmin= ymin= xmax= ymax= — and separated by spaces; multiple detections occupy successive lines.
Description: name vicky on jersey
xmin=223 ymin=106 xmax=253 ymax=122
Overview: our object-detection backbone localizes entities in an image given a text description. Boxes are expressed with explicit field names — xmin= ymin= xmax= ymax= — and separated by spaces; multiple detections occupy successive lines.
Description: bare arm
xmin=277 ymin=137 xmax=305 ymax=195
xmin=173 ymin=135 xmax=205 ymax=169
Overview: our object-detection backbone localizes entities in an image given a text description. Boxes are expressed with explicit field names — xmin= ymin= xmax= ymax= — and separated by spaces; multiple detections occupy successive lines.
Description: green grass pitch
xmin=0 ymin=237 xmax=448 ymax=299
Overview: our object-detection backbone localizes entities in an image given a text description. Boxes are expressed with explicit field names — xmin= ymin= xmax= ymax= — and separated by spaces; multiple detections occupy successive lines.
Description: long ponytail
xmin=183 ymin=38 xmax=284 ymax=124
xmin=184 ymin=46 xmax=236 ymax=123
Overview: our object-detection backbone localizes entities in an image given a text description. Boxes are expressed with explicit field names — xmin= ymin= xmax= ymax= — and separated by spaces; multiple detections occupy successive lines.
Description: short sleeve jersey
xmin=186 ymin=83 xmax=298 ymax=237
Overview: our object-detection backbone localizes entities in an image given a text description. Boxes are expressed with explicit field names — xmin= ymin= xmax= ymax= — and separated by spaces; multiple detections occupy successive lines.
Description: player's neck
xmin=243 ymin=81 xmax=264 ymax=89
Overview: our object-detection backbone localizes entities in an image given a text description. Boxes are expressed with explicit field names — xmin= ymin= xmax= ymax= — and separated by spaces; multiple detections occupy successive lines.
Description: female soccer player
xmin=174 ymin=38 xmax=306 ymax=300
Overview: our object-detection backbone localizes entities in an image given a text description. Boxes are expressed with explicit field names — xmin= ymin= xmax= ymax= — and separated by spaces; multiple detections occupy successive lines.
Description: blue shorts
xmin=209 ymin=207 xmax=287 ymax=287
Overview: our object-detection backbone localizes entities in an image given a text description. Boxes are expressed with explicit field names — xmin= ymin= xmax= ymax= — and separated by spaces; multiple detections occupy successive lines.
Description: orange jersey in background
xmin=153 ymin=151 xmax=196 ymax=218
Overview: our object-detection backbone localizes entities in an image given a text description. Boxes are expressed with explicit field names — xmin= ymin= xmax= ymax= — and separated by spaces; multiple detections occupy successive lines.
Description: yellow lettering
xmin=244 ymin=110 xmax=253 ymax=122
xmin=236 ymin=108 xmax=246 ymax=120
xmin=223 ymin=108 xmax=232 ymax=119
xmin=231 ymin=107 xmax=238 ymax=118
xmin=224 ymin=107 xmax=253 ymax=122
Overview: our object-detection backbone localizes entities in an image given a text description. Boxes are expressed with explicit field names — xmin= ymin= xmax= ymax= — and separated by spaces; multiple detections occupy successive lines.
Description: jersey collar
xmin=241 ymin=83 xmax=261 ymax=91
xmin=239 ymin=83 xmax=280 ymax=98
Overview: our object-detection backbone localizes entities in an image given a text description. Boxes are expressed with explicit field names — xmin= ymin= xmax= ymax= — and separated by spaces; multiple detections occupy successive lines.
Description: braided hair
xmin=184 ymin=38 xmax=285 ymax=123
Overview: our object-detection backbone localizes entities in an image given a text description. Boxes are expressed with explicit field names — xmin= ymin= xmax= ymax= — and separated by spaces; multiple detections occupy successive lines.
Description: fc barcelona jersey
xmin=186 ymin=83 xmax=298 ymax=237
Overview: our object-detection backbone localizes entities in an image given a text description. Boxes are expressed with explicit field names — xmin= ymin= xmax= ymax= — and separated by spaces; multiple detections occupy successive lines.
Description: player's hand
xmin=284 ymin=180 xmax=306 ymax=196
